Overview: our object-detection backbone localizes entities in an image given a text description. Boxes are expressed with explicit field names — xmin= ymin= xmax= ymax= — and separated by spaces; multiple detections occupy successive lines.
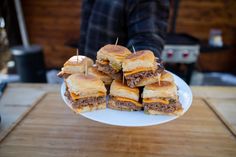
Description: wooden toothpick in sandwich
xmin=114 ymin=37 xmax=119 ymax=48
xmin=156 ymin=57 xmax=161 ymax=86
xmin=76 ymin=48 xmax=79 ymax=63
xmin=122 ymin=74 xmax=125 ymax=85
xmin=158 ymin=73 xmax=161 ymax=86
xmin=132 ymin=45 xmax=136 ymax=54
xmin=115 ymin=37 xmax=119 ymax=45
xmin=85 ymin=60 xmax=88 ymax=76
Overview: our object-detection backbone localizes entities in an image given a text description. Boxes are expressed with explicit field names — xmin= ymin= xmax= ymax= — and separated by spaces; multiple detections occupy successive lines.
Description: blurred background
xmin=0 ymin=0 xmax=236 ymax=86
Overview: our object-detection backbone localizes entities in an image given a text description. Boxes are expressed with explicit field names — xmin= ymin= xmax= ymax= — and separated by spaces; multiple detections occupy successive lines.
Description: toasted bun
xmin=70 ymin=102 xmax=106 ymax=113
xmin=142 ymin=81 xmax=177 ymax=99
xmin=65 ymin=73 xmax=106 ymax=96
xmin=122 ymin=50 xmax=156 ymax=72
xmin=88 ymin=65 xmax=113 ymax=85
xmin=161 ymin=71 xmax=174 ymax=82
xmin=145 ymin=108 xmax=183 ymax=116
xmin=97 ymin=44 xmax=131 ymax=70
xmin=110 ymin=80 xmax=139 ymax=101
xmin=62 ymin=55 xmax=93 ymax=74
xmin=135 ymin=75 xmax=160 ymax=87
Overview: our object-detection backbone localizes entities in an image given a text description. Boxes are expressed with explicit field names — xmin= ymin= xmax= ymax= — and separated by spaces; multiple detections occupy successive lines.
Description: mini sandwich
xmin=64 ymin=73 xmax=107 ymax=113
xmin=57 ymin=55 xmax=93 ymax=78
xmin=88 ymin=65 xmax=113 ymax=86
xmin=108 ymin=80 xmax=142 ymax=111
xmin=142 ymin=81 xmax=183 ymax=116
xmin=160 ymin=71 xmax=174 ymax=82
xmin=96 ymin=44 xmax=131 ymax=80
xmin=122 ymin=50 xmax=164 ymax=88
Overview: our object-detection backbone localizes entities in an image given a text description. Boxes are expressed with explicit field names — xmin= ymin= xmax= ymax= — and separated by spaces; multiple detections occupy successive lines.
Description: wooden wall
xmin=22 ymin=0 xmax=82 ymax=68
xmin=176 ymin=0 xmax=236 ymax=45
xmin=22 ymin=0 xmax=236 ymax=72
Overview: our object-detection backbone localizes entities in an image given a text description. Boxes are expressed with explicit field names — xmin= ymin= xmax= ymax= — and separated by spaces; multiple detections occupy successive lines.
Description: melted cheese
xmin=143 ymin=98 xmax=169 ymax=105
xmin=124 ymin=67 xmax=154 ymax=76
xmin=98 ymin=92 xmax=106 ymax=97
xmin=115 ymin=96 xmax=142 ymax=107
xmin=70 ymin=92 xmax=80 ymax=100
xmin=70 ymin=92 xmax=105 ymax=101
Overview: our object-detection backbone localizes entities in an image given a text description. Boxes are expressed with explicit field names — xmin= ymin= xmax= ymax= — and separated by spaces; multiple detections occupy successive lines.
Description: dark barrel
xmin=11 ymin=45 xmax=46 ymax=83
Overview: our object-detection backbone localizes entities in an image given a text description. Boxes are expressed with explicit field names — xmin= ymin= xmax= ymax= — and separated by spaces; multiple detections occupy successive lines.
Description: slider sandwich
xmin=88 ymin=65 xmax=113 ymax=91
xmin=108 ymin=80 xmax=142 ymax=111
xmin=142 ymin=81 xmax=183 ymax=116
xmin=57 ymin=55 xmax=93 ymax=78
xmin=122 ymin=50 xmax=164 ymax=88
xmin=160 ymin=71 xmax=174 ymax=82
xmin=65 ymin=73 xmax=107 ymax=113
xmin=96 ymin=44 xmax=131 ymax=80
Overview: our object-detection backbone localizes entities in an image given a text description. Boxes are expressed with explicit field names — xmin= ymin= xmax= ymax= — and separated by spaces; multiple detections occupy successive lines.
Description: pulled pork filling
xmin=125 ymin=64 xmax=164 ymax=87
xmin=143 ymin=99 xmax=182 ymax=113
xmin=96 ymin=61 xmax=121 ymax=80
xmin=64 ymin=90 xmax=106 ymax=108
xmin=109 ymin=96 xmax=142 ymax=111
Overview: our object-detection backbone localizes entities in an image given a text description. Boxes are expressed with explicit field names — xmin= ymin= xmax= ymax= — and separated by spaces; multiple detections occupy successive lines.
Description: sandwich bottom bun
xmin=71 ymin=102 xmax=106 ymax=113
xmin=144 ymin=108 xmax=183 ymax=116
xmin=108 ymin=98 xmax=140 ymax=111
xmin=135 ymin=75 xmax=159 ymax=87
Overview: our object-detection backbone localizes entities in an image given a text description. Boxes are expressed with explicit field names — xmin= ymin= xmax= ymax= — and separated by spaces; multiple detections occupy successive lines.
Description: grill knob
xmin=182 ymin=50 xmax=189 ymax=58
xmin=167 ymin=49 xmax=174 ymax=58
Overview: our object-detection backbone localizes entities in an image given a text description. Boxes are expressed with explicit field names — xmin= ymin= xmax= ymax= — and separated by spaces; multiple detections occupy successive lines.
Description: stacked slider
xmin=57 ymin=55 xmax=93 ymax=78
xmin=88 ymin=65 xmax=113 ymax=91
xmin=142 ymin=79 xmax=183 ymax=116
xmin=160 ymin=71 xmax=174 ymax=82
xmin=96 ymin=44 xmax=131 ymax=80
xmin=122 ymin=50 xmax=164 ymax=88
xmin=108 ymin=80 xmax=142 ymax=111
xmin=65 ymin=73 xmax=107 ymax=113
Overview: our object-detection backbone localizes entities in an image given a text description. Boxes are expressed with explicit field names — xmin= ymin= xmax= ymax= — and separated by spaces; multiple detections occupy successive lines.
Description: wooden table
xmin=0 ymin=84 xmax=236 ymax=157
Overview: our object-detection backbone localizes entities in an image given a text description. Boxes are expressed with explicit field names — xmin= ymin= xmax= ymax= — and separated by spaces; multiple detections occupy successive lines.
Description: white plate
xmin=61 ymin=72 xmax=192 ymax=127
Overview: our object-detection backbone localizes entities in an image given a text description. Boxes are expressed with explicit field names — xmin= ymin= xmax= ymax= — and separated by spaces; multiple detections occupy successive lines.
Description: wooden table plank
xmin=0 ymin=92 xmax=235 ymax=157
xmin=7 ymin=84 xmax=236 ymax=99
xmin=0 ymin=86 xmax=46 ymax=142
xmin=206 ymin=98 xmax=236 ymax=136
xmin=191 ymin=86 xmax=236 ymax=99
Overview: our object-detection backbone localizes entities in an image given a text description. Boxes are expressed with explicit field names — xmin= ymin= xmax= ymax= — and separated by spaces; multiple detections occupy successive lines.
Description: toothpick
xmin=132 ymin=45 xmax=136 ymax=54
xmin=85 ymin=60 xmax=88 ymax=76
xmin=76 ymin=49 xmax=79 ymax=63
xmin=122 ymin=74 xmax=125 ymax=85
xmin=158 ymin=73 xmax=161 ymax=86
xmin=115 ymin=37 xmax=119 ymax=46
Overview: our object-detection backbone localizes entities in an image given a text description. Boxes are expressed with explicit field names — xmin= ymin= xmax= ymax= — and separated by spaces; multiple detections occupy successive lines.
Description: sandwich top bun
xmin=161 ymin=71 xmax=174 ymax=82
xmin=110 ymin=80 xmax=139 ymax=101
xmin=88 ymin=65 xmax=113 ymax=85
xmin=66 ymin=73 xmax=106 ymax=96
xmin=62 ymin=55 xmax=94 ymax=74
xmin=97 ymin=44 xmax=131 ymax=70
xmin=122 ymin=50 xmax=156 ymax=72
xmin=142 ymin=81 xmax=177 ymax=99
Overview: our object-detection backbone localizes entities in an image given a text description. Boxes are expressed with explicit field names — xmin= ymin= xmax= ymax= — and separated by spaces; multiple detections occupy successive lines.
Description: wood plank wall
xmin=177 ymin=0 xmax=236 ymax=45
xmin=22 ymin=0 xmax=236 ymax=72
xmin=21 ymin=0 xmax=82 ymax=68
xmin=176 ymin=0 xmax=236 ymax=73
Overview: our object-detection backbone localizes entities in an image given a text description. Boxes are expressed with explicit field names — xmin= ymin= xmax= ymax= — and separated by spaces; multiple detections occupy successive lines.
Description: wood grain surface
xmin=0 ymin=86 xmax=45 ymax=142
xmin=0 ymin=91 xmax=236 ymax=157
xmin=206 ymin=98 xmax=236 ymax=136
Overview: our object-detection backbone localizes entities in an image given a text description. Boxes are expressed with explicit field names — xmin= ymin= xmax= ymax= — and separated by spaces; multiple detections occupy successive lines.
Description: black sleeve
xmin=125 ymin=0 xmax=169 ymax=57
